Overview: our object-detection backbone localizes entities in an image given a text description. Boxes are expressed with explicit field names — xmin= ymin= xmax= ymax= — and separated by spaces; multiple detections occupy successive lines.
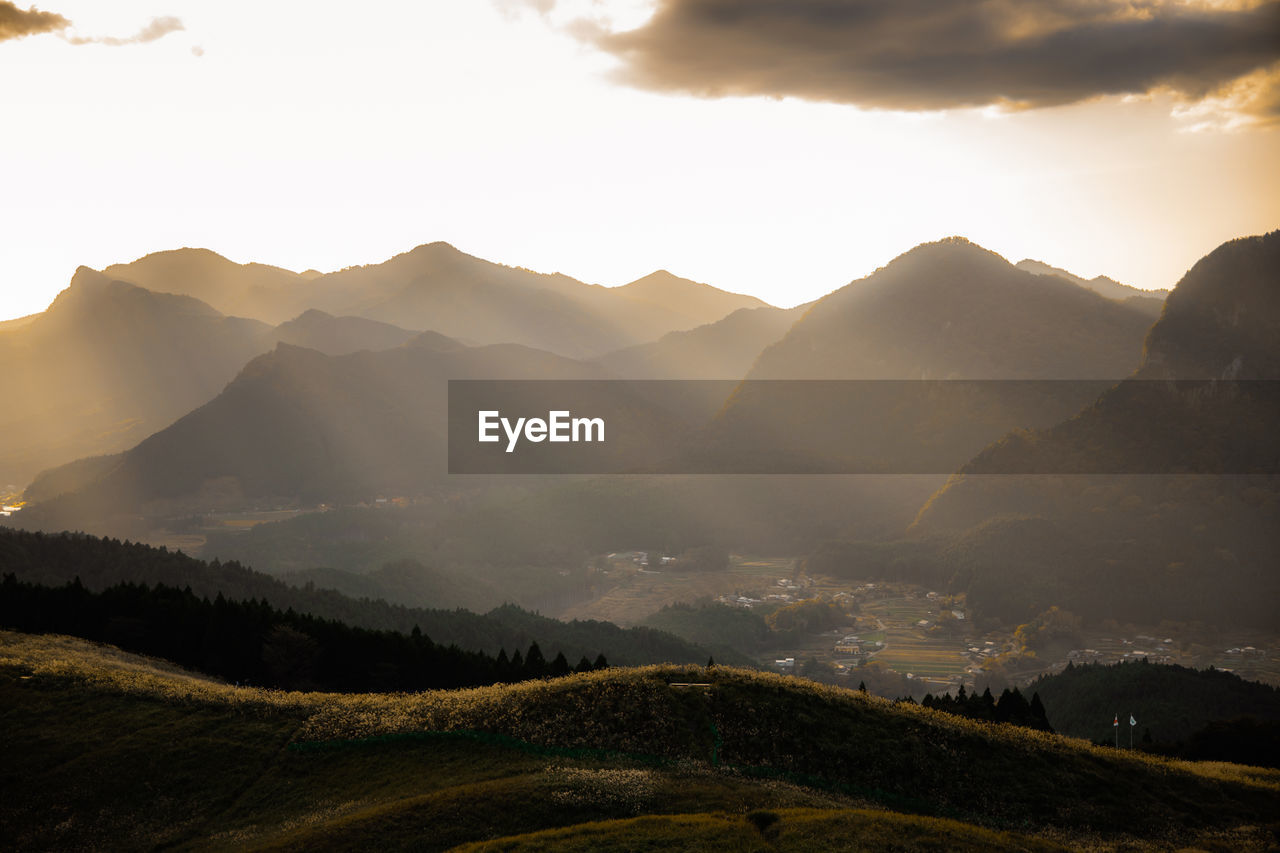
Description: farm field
xmin=860 ymin=597 xmax=973 ymax=681
xmin=558 ymin=555 xmax=797 ymax=627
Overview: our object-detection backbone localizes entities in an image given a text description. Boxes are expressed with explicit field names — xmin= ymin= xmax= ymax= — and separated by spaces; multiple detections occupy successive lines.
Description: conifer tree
xmin=549 ymin=651 xmax=571 ymax=677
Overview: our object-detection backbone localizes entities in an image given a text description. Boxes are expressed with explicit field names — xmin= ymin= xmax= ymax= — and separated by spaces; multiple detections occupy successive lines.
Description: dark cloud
xmin=0 ymin=1 xmax=68 ymax=41
xmin=585 ymin=0 xmax=1280 ymax=119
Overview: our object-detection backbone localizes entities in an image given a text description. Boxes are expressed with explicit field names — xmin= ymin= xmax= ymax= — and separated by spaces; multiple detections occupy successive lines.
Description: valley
xmin=561 ymin=553 xmax=1280 ymax=695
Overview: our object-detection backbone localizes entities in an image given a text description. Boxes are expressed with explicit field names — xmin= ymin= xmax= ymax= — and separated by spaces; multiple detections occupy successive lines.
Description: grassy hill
xmin=2 ymin=631 xmax=1277 ymax=851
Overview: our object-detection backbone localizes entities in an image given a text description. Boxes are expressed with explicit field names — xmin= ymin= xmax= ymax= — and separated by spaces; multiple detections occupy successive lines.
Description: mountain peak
xmin=49 ymin=269 xmax=223 ymax=319
xmin=618 ymin=269 xmax=770 ymax=308
xmin=892 ymin=236 xmax=1011 ymax=269
xmin=1139 ymin=229 xmax=1280 ymax=379
xmin=48 ymin=269 xmax=163 ymax=315
xmin=286 ymin=308 xmax=336 ymax=323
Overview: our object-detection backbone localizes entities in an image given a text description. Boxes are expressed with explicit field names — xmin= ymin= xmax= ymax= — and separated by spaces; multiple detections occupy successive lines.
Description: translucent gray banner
xmin=447 ymin=380 xmax=1280 ymax=475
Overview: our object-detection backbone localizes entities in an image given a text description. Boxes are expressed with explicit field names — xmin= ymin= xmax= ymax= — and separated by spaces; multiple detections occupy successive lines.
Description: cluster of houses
xmin=717 ymin=593 xmax=764 ymax=608
xmin=1067 ymin=636 xmax=1181 ymax=666
xmin=832 ymin=634 xmax=883 ymax=658
xmin=606 ymin=551 xmax=677 ymax=569
xmin=717 ymin=577 xmax=814 ymax=609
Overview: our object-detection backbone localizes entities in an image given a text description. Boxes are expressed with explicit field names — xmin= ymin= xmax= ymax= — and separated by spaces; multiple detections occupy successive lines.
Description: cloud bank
xmin=524 ymin=0 xmax=1280 ymax=124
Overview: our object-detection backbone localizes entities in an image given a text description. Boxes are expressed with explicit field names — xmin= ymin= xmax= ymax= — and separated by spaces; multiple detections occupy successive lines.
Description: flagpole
xmin=1114 ymin=713 xmax=1118 ymax=749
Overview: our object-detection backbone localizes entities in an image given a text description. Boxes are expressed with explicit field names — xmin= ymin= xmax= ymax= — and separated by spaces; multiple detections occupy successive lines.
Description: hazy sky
xmin=2 ymin=0 xmax=1278 ymax=320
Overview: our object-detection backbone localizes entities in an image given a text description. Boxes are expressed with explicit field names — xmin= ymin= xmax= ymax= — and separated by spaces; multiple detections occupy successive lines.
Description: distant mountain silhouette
xmin=1016 ymin=259 xmax=1167 ymax=317
xmin=748 ymin=238 xmax=1154 ymax=380
xmin=19 ymin=337 xmax=697 ymax=530
xmin=0 ymin=270 xmax=271 ymax=487
xmin=598 ymin=305 xmax=805 ymax=379
xmin=103 ymin=247 xmax=309 ymax=323
xmin=273 ymin=309 xmax=419 ymax=354
xmin=607 ymin=270 xmax=773 ymax=335
xmin=682 ymin=238 xmax=1157 ymax=474
xmin=0 ymin=272 xmax=430 ymax=488
xmin=105 ymin=243 xmax=768 ymax=359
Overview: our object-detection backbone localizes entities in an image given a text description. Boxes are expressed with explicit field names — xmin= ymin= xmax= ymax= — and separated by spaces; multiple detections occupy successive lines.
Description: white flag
xmin=1130 ymin=715 xmax=1137 ymax=726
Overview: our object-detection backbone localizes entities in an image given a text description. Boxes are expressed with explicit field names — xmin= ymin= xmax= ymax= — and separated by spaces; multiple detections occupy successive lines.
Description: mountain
xmin=17 ymin=330 xmax=711 ymax=535
xmin=18 ymin=341 xmax=599 ymax=521
xmin=106 ymin=243 xmax=769 ymax=359
xmin=1016 ymin=258 xmax=1167 ymax=316
xmin=598 ymin=304 xmax=806 ymax=379
xmin=0 ymin=271 xmax=432 ymax=490
xmin=678 ymin=238 xmax=1156 ymax=475
xmin=902 ymin=232 xmax=1280 ymax=627
xmin=1136 ymin=231 xmax=1280 ymax=381
xmin=271 ymin=308 xmax=420 ymax=354
xmin=607 ymin=269 xmax=773 ymax=334
xmin=927 ymin=231 xmax=1280 ymax=484
xmin=103 ymin=247 xmax=310 ymax=323
xmin=0 ymin=270 xmax=272 ymax=487
xmin=749 ymin=238 xmax=1154 ymax=381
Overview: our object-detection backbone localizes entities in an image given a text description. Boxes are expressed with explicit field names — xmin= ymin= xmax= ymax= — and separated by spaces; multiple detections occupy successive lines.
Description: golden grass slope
xmin=2 ymin=630 xmax=1278 ymax=851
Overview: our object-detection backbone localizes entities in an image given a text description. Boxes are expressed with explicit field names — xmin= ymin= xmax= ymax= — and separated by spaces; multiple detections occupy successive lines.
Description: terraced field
xmin=558 ymin=556 xmax=797 ymax=626
xmin=859 ymin=597 xmax=973 ymax=683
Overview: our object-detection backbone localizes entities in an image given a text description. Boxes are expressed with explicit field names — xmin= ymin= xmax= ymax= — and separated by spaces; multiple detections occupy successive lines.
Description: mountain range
xmin=105 ymin=243 xmax=768 ymax=359
xmin=7 ymin=232 xmax=1267 ymax=634
xmin=1 ymin=245 xmax=767 ymax=490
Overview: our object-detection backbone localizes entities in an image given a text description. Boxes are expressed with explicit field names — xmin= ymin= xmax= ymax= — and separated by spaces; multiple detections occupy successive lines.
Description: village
xmin=568 ymin=551 xmax=1279 ymax=695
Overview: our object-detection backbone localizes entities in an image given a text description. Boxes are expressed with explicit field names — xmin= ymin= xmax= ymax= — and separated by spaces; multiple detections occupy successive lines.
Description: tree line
xmin=0 ymin=527 xmax=712 ymax=666
xmin=917 ymin=684 xmax=1053 ymax=732
xmin=0 ymin=574 xmax=607 ymax=692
